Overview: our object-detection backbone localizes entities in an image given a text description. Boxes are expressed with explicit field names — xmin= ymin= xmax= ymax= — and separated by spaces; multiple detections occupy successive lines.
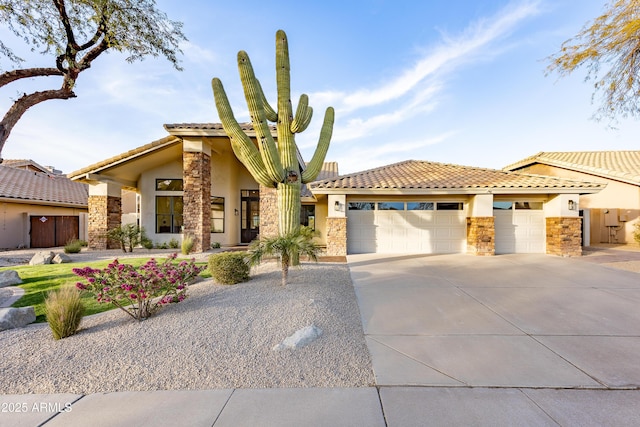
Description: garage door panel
xmin=347 ymin=209 xmax=465 ymax=254
xmin=495 ymin=210 xmax=545 ymax=254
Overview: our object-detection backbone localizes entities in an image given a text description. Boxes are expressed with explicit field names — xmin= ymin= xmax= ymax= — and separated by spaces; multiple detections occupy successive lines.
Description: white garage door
xmin=347 ymin=202 xmax=466 ymax=254
xmin=494 ymin=203 xmax=545 ymax=254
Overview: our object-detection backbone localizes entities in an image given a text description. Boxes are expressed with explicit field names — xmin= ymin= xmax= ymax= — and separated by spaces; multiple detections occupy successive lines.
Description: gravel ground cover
xmin=0 ymin=260 xmax=374 ymax=394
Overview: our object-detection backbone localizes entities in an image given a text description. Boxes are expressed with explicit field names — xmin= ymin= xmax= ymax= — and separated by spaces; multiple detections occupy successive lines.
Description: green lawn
xmin=0 ymin=258 xmax=210 ymax=323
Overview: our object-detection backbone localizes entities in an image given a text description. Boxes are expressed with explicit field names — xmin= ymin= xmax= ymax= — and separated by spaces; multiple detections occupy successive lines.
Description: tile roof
xmin=309 ymin=160 xmax=605 ymax=194
xmin=2 ymin=159 xmax=54 ymax=174
xmin=0 ymin=165 xmax=88 ymax=206
xmin=68 ymin=135 xmax=181 ymax=179
xmin=164 ymin=122 xmax=277 ymax=135
xmin=503 ymin=151 xmax=640 ymax=186
xmin=301 ymin=162 xmax=339 ymax=198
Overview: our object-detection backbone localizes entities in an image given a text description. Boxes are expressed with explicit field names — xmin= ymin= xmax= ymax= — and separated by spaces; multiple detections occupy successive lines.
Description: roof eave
xmin=0 ymin=197 xmax=88 ymax=208
xmin=309 ymin=187 xmax=605 ymax=196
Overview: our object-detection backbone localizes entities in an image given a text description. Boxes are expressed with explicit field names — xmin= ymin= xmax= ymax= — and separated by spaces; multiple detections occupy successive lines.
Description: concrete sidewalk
xmin=2 ymin=386 xmax=640 ymax=426
xmin=2 ymin=253 xmax=640 ymax=426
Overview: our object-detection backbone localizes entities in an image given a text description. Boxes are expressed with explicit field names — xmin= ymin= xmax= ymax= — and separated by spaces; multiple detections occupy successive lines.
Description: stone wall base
xmin=546 ymin=217 xmax=582 ymax=257
xmin=183 ymin=151 xmax=211 ymax=252
xmin=467 ymin=217 xmax=495 ymax=256
xmin=259 ymin=186 xmax=278 ymax=239
xmin=326 ymin=217 xmax=347 ymax=257
xmin=88 ymin=195 xmax=121 ymax=250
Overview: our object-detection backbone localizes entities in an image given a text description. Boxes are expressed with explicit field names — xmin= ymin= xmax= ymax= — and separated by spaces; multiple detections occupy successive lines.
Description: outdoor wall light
xmin=234 ymin=208 xmax=239 ymax=216
xmin=568 ymin=200 xmax=576 ymax=211
xmin=334 ymin=201 xmax=341 ymax=211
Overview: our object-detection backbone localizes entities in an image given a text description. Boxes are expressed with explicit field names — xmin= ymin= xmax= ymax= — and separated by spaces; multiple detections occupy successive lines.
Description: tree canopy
xmin=547 ymin=0 xmax=640 ymax=121
xmin=0 ymin=0 xmax=187 ymax=161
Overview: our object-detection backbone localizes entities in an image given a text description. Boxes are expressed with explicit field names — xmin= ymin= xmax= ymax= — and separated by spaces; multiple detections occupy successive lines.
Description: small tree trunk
xmin=281 ymin=255 xmax=289 ymax=286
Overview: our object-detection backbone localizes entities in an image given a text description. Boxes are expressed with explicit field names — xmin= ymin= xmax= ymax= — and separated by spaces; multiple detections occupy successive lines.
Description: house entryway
xmin=30 ymin=215 xmax=79 ymax=248
xmin=240 ymin=190 xmax=259 ymax=243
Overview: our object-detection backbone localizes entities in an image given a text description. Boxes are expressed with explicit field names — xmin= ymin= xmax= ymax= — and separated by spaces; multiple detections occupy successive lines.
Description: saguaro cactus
xmin=212 ymin=30 xmax=334 ymax=237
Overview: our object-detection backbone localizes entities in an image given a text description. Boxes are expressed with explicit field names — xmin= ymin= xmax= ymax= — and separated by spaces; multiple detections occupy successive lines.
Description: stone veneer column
xmin=183 ymin=150 xmax=211 ymax=253
xmin=326 ymin=217 xmax=347 ymax=256
xmin=88 ymin=192 xmax=121 ymax=250
xmin=546 ymin=217 xmax=582 ymax=256
xmin=466 ymin=217 xmax=495 ymax=256
xmin=259 ymin=185 xmax=278 ymax=238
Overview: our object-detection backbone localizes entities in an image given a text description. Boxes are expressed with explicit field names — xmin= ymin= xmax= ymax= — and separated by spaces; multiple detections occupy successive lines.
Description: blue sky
xmin=1 ymin=0 xmax=638 ymax=175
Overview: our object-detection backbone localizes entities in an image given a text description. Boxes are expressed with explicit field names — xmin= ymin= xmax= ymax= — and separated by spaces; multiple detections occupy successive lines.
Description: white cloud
xmin=304 ymin=0 xmax=541 ymax=148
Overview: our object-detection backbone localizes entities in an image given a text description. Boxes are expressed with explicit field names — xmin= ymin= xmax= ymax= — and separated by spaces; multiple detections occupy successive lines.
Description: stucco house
xmin=68 ymin=123 xmax=605 ymax=257
xmin=0 ymin=160 xmax=88 ymax=249
xmin=504 ymin=151 xmax=640 ymax=245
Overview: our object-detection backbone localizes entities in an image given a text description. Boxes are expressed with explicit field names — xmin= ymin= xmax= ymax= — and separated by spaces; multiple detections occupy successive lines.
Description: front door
xmin=241 ymin=190 xmax=260 ymax=243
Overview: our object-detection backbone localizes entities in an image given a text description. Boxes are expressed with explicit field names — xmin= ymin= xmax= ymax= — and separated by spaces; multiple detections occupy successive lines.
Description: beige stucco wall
xmin=515 ymin=164 xmax=639 ymax=244
xmin=138 ymin=139 xmax=260 ymax=248
xmin=0 ymin=201 xmax=87 ymax=249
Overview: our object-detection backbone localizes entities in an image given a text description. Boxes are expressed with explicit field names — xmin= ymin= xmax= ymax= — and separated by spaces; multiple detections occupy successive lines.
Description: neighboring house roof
xmin=503 ymin=151 xmax=640 ymax=186
xmin=0 ymin=165 xmax=88 ymax=207
xmin=164 ymin=122 xmax=277 ymax=135
xmin=2 ymin=159 xmax=57 ymax=174
xmin=309 ymin=160 xmax=605 ymax=195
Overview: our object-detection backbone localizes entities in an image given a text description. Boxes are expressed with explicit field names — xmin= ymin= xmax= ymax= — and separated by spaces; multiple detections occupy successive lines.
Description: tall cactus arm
xmin=275 ymin=29 xmax=297 ymax=171
xmin=256 ymin=79 xmax=277 ymax=122
xmin=291 ymin=94 xmax=313 ymax=134
xmin=237 ymin=51 xmax=285 ymax=183
xmin=212 ymin=78 xmax=275 ymax=188
xmin=302 ymin=107 xmax=335 ymax=183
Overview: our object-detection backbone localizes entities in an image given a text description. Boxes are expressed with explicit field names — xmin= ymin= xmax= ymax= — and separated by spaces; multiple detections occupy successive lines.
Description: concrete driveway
xmin=348 ymin=253 xmax=640 ymax=425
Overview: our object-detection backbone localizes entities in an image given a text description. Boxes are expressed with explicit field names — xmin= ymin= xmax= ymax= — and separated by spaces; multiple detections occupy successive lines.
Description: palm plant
xmin=246 ymin=226 xmax=321 ymax=286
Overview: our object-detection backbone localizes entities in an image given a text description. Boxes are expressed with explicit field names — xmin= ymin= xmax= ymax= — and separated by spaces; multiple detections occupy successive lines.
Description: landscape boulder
xmin=273 ymin=325 xmax=323 ymax=351
xmin=52 ymin=253 xmax=72 ymax=264
xmin=0 ymin=270 xmax=22 ymax=288
xmin=0 ymin=307 xmax=36 ymax=331
xmin=29 ymin=251 xmax=54 ymax=266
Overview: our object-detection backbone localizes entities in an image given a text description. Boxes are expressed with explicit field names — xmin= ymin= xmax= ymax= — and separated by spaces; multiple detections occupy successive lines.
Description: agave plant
xmin=246 ymin=226 xmax=321 ymax=286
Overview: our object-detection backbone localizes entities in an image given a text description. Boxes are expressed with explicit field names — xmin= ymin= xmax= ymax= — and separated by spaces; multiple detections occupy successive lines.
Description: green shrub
xmin=182 ymin=235 xmax=194 ymax=255
xmin=141 ymin=237 xmax=154 ymax=250
xmin=45 ymin=286 xmax=84 ymax=340
xmin=106 ymin=224 xmax=149 ymax=253
xmin=211 ymin=242 xmax=221 ymax=249
xmin=208 ymin=252 xmax=250 ymax=285
xmin=64 ymin=239 xmax=83 ymax=254
xmin=77 ymin=240 xmax=88 ymax=247
xmin=634 ymin=222 xmax=640 ymax=245
xmin=168 ymin=238 xmax=180 ymax=249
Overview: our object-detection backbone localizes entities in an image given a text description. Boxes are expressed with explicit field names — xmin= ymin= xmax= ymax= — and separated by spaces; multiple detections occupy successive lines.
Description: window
xmin=436 ymin=202 xmax=463 ymax=210
xmin=515 ymin=202 xmax=543 ymax=210
xmin=211 ymin=197 xmax=225 ymax=233
xmin=301 ymin=205 xmax=315 ymax=229
xmin=493 ymin=202 xmax=513 ymax=210
xmin=407 ymin=202 xmax=434 ymax=211
xmin=156 ymin=179 xmax=183 ymax=191
xmin=348 ymin=202 xmax=375 ymax=210
xmin=378 ymin=202 xmax=405 ymax=210
xmin=156 ymin=196 xmax=183 ymax=233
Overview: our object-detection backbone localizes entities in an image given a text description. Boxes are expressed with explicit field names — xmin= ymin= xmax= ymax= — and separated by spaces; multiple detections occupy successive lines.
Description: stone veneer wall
xmin=546 ymin=217 xmax=582 ymax=257
xmin=326 ymin=217 xmax=347 ymax=256
xmin=88 ymin=195 xmax=121 ymax=250
xmin=466 ymin=217 xmax=495 ymax=256
xmin=259 ymin=186 xmax=278 ymax=238
xmin=183 ymin=151 xmax=211 ymax=252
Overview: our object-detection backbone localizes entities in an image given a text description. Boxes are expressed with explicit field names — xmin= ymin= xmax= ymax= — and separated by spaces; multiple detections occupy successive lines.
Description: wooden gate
xmin=30 ymin=216 xmax=79 ymax=248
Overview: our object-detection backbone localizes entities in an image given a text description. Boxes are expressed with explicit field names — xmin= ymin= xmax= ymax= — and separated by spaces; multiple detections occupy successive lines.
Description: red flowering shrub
xmin=74 ymin=253 xmax=203 ymax=321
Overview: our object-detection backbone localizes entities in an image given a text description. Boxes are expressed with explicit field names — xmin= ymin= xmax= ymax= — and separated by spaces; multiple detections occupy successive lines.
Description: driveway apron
xmin=348 ymin=253 xmax=640 ymax=389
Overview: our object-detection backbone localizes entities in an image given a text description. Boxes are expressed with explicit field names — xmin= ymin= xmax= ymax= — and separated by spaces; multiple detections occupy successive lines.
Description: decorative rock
xmin=0 ymin=270 xmax=22 ymax=288
xmin=0 ymin=307 xmax=36 ymax=331
xmin=52 ymin=253 xmax=72 ymax=264
xmin=29 ymin=251 xmax=54 ymax=266
xmin=273 ymin=325 xmax=323 ymax=351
